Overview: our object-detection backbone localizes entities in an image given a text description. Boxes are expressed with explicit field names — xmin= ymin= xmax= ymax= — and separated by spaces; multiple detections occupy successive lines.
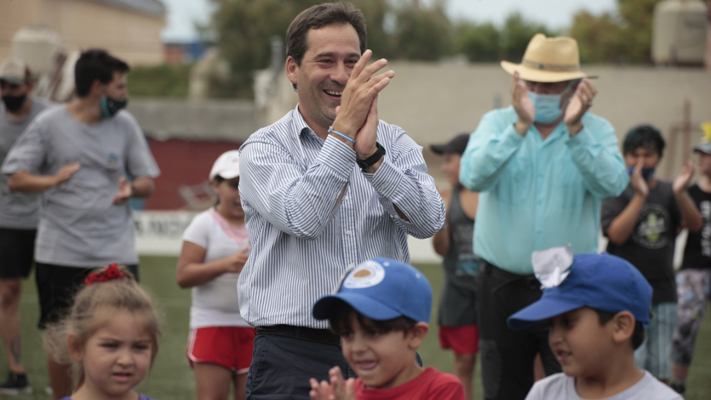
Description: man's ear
xmin=67 ymin=333 xmax=84 ymax=362
xmin=407 ymin=322 xmax=429 ymax=349
xmin=285 ymin=56 xmax=298 ymax=88
xmin=611 ymin=311 xmax=635 ymax=344
xmin=89 ymin=79 xmax=105 ymax=98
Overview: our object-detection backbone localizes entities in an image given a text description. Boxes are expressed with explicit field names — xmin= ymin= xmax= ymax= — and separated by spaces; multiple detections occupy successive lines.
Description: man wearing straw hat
xmin=459 ymin=34 xmax=628 ymax=399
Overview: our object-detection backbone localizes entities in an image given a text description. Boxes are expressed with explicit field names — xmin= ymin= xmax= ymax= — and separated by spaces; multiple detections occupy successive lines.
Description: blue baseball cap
xmin=507 ymin=253 xmax=652 ymax=331
xmin=312 ymin=258 xmax=433 ymax=324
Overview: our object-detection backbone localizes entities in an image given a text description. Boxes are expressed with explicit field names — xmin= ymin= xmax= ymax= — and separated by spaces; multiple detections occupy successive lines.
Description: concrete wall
xmin=0 ymin=0 xmax=165 ymax=66
xmin=262 ymin=62 xmax=711 ymax=182
xmin=127 ymin=99 xmax=260 ymax=142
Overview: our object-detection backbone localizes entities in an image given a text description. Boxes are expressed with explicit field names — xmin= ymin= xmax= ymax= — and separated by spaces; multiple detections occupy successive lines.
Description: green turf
xmin=2 ymin=256 xmax=710 ymax=399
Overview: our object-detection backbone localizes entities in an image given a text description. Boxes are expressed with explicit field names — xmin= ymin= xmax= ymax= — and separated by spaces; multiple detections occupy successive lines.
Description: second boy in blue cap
xmin=508 ymin=252 xmax=681 ymax=400
xmin=310 ymin=258 xmax=464 ymax=400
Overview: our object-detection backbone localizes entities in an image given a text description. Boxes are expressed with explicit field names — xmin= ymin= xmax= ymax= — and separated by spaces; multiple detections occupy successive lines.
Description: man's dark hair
xmin=328 ymin=302 xmax=416 ymax=337
xmin=622 ymin=124 xmax=665 ymax=156
xmin=74 ymin=49 xmax=130 ymax=98
xmin=285 ymin=2 xmax=367 ymax=67
xmin=595 ymin=310 xmax=646 ymax=350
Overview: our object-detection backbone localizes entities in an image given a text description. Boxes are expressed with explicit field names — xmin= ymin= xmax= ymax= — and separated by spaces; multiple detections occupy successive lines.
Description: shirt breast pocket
xmin=494 ymin=156 xmax=531 ymax=205
xmin=552 ymin=154 xmax=584 ymax=209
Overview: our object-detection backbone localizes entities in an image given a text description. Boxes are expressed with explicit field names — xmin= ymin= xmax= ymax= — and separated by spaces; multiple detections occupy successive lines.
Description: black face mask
xmin=100 ymin=96 xmax=128 ymax=118
xmin=2 ymin=94 xmax=27 ymax=113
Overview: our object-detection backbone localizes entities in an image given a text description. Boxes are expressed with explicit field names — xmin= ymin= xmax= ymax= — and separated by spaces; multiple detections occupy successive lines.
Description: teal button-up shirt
xmin=460 ymin=106 xmax=628 ymax=275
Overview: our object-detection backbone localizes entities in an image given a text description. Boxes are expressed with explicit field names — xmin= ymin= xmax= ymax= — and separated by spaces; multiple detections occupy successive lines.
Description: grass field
xmin=2 ymin=256 xmax=710 ymax=399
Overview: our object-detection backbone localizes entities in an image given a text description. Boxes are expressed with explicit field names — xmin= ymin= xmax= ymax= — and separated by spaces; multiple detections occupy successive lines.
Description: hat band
xmin=521 ymin=59 xmax=580 ymax=73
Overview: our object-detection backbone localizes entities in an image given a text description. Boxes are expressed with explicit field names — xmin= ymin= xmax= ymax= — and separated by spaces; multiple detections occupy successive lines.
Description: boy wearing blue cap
xmin=507 ymin=252 xmax=682 ymax=400
xmin=310 ymin=258 xmax=465 ymax=400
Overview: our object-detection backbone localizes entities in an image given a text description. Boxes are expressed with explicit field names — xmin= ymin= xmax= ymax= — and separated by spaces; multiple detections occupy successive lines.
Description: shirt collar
xmin=291 ymin=103 xmax=318 ymax=139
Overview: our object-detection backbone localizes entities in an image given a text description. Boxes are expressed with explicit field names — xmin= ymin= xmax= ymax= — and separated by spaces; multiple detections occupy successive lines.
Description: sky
xmin=160 ymin=0 xmax=619 ymax=42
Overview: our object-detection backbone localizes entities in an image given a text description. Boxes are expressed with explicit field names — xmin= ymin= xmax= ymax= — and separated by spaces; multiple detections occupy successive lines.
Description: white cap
xmin=209 ymin=150 xmax=240 ymax=180
xmin=0 ymin=58 xmax=27 ymax=85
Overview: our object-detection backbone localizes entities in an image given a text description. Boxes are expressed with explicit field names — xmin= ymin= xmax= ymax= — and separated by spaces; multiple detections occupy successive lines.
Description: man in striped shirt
xmin=237 ymin=3 xmax=445 ymax=399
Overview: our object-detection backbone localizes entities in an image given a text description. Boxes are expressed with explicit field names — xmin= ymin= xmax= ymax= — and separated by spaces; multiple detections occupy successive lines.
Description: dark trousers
xmin=478 ymin=260 xmax=561 ymax=400
xmin=246 ymin=333 xmax=356 ymax=400
xmin=35 ymin=262 xmax=139 ymax=329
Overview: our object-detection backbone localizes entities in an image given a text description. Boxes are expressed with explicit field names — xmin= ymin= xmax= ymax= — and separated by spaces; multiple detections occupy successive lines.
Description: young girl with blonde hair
xmin=45 ymin=264 xmax=161 ymax=400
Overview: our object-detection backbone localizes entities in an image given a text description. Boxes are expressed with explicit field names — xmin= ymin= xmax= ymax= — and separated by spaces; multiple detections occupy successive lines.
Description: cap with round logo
xmin=312 ymin=258 xmax=433 ymax=324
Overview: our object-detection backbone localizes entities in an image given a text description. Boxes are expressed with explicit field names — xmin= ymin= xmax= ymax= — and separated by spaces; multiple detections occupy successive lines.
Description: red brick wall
xmin=145 ymin=139 xmax=242 ymax=210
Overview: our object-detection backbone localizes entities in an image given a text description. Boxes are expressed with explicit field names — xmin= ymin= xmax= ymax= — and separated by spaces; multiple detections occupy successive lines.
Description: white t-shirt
xmin=525 ymin=371 xmax=682 ymax=400
xmin=182 ymin=209 xmax=251 ymax=328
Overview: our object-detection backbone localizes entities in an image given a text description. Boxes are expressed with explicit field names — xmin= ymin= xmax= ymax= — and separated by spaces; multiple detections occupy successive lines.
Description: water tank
xmin=652 ymin=0 xmax=708 ymax=65
xmin=11 ymin=26 xmax=61 ymax=75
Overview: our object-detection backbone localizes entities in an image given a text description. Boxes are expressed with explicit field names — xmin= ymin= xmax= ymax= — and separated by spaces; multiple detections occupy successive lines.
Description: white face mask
xmin=527 ymin=82 xmax=575 ymax=123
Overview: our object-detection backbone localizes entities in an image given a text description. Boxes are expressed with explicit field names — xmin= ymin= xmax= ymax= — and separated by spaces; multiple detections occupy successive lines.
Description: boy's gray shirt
xmin=525 ymin=371 xmax=682 ymax=400
xmin=0 ymin=98 xmax=54 ymax=229
xmin=1 ymin=106 xmax=160 ymax=266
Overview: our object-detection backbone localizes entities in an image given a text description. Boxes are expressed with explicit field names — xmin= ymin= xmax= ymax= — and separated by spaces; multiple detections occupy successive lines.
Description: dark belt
xmin=481 ymin=260 xmax=541 ymax=291
xmin=255 ymin=325 xmax=341 ymax=347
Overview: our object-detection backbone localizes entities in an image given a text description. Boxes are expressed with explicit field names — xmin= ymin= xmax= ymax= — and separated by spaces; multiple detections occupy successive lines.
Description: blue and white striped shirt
xmin=238 ymin=105 xmax=445 ymax=328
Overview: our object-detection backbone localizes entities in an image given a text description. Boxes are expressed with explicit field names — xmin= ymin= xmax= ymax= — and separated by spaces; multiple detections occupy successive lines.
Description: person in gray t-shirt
xmin=0 ymin=58 xmax=54 ymax=395
xmin=525 ymin=371 xmax=682 ymax=400
xmin=1 ymin=49 xmax=159 ymax=399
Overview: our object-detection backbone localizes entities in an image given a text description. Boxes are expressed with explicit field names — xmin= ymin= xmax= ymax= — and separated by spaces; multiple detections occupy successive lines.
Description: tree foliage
xmin=453 ymin=13 xmax=553 ymax=63
xmin=205 ymin=0 xmax=455 ymax=98
xmin=202 ymin=0 xmax=663 ymax=99
xmin=391 ymin=3 xmax=452 ymax=61
xmin=571 ymin=0 xmax=660 ymax=64
xmin=453 ymin=21 xmax=500 ymax=62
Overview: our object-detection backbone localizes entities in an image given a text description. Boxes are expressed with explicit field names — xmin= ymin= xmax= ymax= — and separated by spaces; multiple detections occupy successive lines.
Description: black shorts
xmin=0 ymin=227 xmax=37 ymax=279
xmin=35 ymin=262 xmax=139 ymax=329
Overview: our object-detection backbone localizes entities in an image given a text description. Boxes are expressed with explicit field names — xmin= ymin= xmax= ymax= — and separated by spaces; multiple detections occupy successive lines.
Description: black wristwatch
xmin=356 ymin=142 xmax=386 ymax=171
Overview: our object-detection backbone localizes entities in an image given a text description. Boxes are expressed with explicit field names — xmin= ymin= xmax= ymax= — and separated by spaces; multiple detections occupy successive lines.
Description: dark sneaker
xmin=0 ymin=372 xmax=32 ymax=395
xmin=670 ymin=380 xmax=686 ymax=395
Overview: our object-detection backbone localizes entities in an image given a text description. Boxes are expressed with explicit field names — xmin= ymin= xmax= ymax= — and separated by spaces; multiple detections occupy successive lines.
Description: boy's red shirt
xmin=354 ymin=367 xmax=465 ymax=400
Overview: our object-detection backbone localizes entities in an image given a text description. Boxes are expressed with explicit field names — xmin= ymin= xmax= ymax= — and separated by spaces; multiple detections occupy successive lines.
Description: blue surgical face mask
xmin=527 ymin=82 xmax=574 ymax=124
xmin=626 ymin=166 xmax=655 ymax=181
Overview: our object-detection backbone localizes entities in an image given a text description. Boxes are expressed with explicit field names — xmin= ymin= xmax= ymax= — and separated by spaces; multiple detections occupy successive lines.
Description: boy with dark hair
xmin=1 ymin=48 xmax=159 ymax=399
xmin=431 ymin=133 xmax=479 ymax=400
xmin=670 ymin=139 xmax=711 ymax=395
xmin=601 ymin=124 xmax=701 ymax=383
xmin=309 ymin=258 xmax=465 ymax=400
xmin=508 ymin=251 xmax=682 ymax=400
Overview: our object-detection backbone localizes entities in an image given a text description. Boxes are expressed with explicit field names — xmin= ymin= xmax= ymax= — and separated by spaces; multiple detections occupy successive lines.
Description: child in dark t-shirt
xmin=670 ymin=140 xmax=711 ymax=395
xmin=601 ymin=124 xmax=702 ymax=382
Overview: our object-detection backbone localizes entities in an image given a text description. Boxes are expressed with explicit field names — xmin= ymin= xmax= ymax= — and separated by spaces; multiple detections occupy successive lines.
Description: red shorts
xmin=187 ymin=326 xmax=256 ymax=373
xmin=439 ymin=325 xmax=479 ymax=355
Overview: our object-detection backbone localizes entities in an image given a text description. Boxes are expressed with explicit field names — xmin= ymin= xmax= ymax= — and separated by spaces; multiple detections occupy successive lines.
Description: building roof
xmin=92 ymin=0 xmax=166 ymax=17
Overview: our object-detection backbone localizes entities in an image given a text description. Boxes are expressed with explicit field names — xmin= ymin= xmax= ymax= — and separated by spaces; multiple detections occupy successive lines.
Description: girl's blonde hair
xmin=44 ymin=264 xmax=162 ymax=390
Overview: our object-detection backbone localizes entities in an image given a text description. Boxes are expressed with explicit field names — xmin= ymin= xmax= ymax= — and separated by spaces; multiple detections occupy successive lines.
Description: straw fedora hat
xmin=500 ymin=33 xmax=593 ymax=83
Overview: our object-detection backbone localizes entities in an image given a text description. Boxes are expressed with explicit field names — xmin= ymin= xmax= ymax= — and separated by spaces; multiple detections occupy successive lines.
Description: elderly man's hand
xmin=564 ymin=78 xmax=597 ymax=135
xmin=331 ymin=49 xmax=394 ymax=150
xmin=511 ymin=71 xmax=535 ymax=136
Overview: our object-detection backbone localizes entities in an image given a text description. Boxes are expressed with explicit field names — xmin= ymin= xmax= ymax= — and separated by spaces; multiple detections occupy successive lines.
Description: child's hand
xmin=673 ymin=160 xmax=695 ymax=194
xmin=309 ymin=377 xmax=333 ymax=400
xmin=630 ymin=161 xmax=649 ymax=197
xmin=224 ymin=247 xmax=249 ymax=273
xmin=309 ymin=367 xmax=355 ymax=400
